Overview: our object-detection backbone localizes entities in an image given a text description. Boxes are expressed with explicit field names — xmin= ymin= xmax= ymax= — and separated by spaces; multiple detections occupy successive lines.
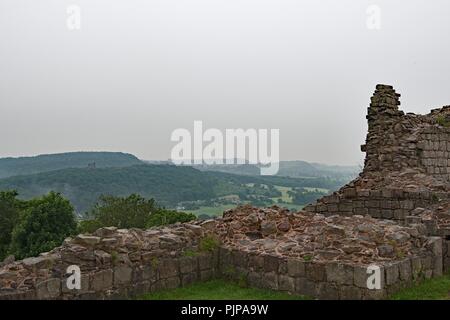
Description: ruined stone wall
xmin=305 ymin=84 xmax=450 ymax=273
xmin=219 ymin=241 xmax=441 ymax=300
xmin=361 ymin=85 xmax=450 ymax=180
xmin=0 ymin=224 xmax=220 ymax=300
xmin=306 ymin=85 xmax=450 ymax=219
xmin=0 ymin=206 xmax=444 ymax=300
xmin=305 ymin=188 xmax=446 ymax=221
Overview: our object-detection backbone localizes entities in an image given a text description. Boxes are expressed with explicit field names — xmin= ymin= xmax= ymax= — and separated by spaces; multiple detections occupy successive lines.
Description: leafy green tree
xmin=0 ymin=190 xmax=22 ymax=260
xmin=9 ymin=192 xmax=77 ymax=259
xmin=89 ymin=194 xmax=157 ymax=229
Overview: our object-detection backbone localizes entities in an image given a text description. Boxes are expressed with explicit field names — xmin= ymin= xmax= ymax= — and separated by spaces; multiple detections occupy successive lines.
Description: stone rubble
xmin=215 ymin=205 xmax=431 ymax=264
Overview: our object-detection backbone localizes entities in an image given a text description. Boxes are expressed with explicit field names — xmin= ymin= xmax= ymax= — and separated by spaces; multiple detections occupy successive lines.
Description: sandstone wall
xmin=0 ymin=206 xmax=445 ymax=300
xmin=219 ymin=241 xmax=441 ymax=300
xmin=0 ymin=224 xmax=219 ymax=300
xmin=305 ymin=84 xmax=450 ymax=272
xmin=361 ymin=85 xmax=450 ymax=180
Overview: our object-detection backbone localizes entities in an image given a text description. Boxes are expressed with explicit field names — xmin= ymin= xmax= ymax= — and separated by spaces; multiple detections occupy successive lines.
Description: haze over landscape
xmin=2 ymin=0 xmax=450 ymax=166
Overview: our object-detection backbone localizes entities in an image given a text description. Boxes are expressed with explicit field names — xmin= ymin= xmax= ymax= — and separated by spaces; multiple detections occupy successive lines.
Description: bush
xmin=88 ymin=194 xmax=157 ymax=229
xmin=78 ymin=219 xmax=103 ymax=234
xmin=9 ymin=192 xmax=77 ymax=259
xmin=199 ymin=235 xmax=220 ymax=252
xmin=146 ymin=209 xmax=196 ymax=228
xmin=78 ymin=194 xmax=197 ymax=233
xmin=436 ymin=115 xmax=450 ymax=127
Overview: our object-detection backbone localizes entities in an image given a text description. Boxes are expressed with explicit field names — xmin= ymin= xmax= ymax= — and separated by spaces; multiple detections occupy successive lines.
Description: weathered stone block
xmin=384 ymin=263 xmax=399 ymax=285
xmin=159 ymin=259 xmax=179 ymax=279
xmin=91 ymin=269 xmax=113 ymax=291
xmin=247 ymin=271 xmax=262 ymax=288
xmin=129 ymin=281 xmax=150 ymax=297
xmin=181 ymin=273 xmax=198 ymax=286
xmin=278 ymin=259 xmax=287 ymax=274
xmin=325 ymin=263 xmax=353 ymax=285
xmin=398 ymin=259 xmax=412 ymax=281
xmin=36 ymin=278 xmax=61 ymax=299
xmin=316 ymin=282 xmax=339 ymax=300
xmin=261 ymin=272 xmax=278 ymax=290
xmin=164 ymin=277 xmax=181 ymax=289
xmin=339 ymin=286 xmax=362 ymax=300
xmin=232 ymin=250 xmax=248 ymax=268
xmin=287 ymin=259 xmax=306 ymax=277
xmin=295 ymin=277 xmax=316 ymax=297
xmin=427 ymin=237 xmax=443 ymax=277
xmin=278 ymin=275 xmax=295 ymax=292
xmin=179 ymin=256 xmax=198 ymax=274
xmin=305 ymin=262 xmax=326 ymax=281
xmin=248 ymin=254 xmax=264 ymax=271
xmin=263 ymin=255 xmax=279 ymax=273
xmin=141 ymin=265 xmax=157 ymax=281
xmin=362 ymin=288 xmax=387 ymax=300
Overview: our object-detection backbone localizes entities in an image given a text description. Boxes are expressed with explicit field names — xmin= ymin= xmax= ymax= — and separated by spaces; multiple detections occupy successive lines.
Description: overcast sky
xmin=1 ymin=0 xmax=449 ymax=165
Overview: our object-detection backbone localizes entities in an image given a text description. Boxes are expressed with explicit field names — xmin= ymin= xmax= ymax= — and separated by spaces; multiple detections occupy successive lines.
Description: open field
xmin=271 ymin=185 xmax=293 ymax=203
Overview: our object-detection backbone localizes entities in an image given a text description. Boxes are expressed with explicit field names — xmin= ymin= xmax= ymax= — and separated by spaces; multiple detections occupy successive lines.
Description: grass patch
xmin=436 ymin=115 xmax=450 ymax=127
xmin=389 ymin=273 xmax=450 ymax=300
xmin=137 ymin=279 xmax=309 ymax=300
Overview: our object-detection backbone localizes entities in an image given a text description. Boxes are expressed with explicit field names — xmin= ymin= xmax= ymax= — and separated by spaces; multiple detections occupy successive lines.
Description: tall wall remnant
xmin=362 ymin=85 xmax=450 ymax=179
xmin=0 ymin=85 xmax=449 ymax=300
xmin=306 ymin=84 xmax=450 ymax=272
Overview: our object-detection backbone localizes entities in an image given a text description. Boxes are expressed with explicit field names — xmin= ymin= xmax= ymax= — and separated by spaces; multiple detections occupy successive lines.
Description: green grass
xmin=389 ymin=273 xmax=450 ymax=300
xmin=137 ymin=279 xmax=309 ymax=300
xmin=137 ymin=274 xmax=450 ymax=300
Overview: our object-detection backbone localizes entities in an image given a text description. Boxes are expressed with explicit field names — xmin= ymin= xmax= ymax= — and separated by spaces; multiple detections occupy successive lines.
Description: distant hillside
xmin=0 ymin=164 xmax=346 ymax=214
xmin=192 ymin=160 xmax=360 ymax=180
xmin=0 ymin=152 xmax=143 ymax=178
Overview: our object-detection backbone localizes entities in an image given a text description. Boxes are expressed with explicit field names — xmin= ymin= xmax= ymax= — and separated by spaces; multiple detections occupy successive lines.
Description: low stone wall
xmin=0 ymin=224 xmax=220 ymax=300
xmin=0 ymin=240 xmax=442 ymax=301
xmin=0 ymin=206 xmax=445 ymax=300
xmin=219 ymin=240 xmax=441 ymax=299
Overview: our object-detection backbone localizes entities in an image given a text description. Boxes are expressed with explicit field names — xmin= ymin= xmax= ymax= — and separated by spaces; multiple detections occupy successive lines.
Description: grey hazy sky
xmin=1 ymin=0 xmax=449 ymax=165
